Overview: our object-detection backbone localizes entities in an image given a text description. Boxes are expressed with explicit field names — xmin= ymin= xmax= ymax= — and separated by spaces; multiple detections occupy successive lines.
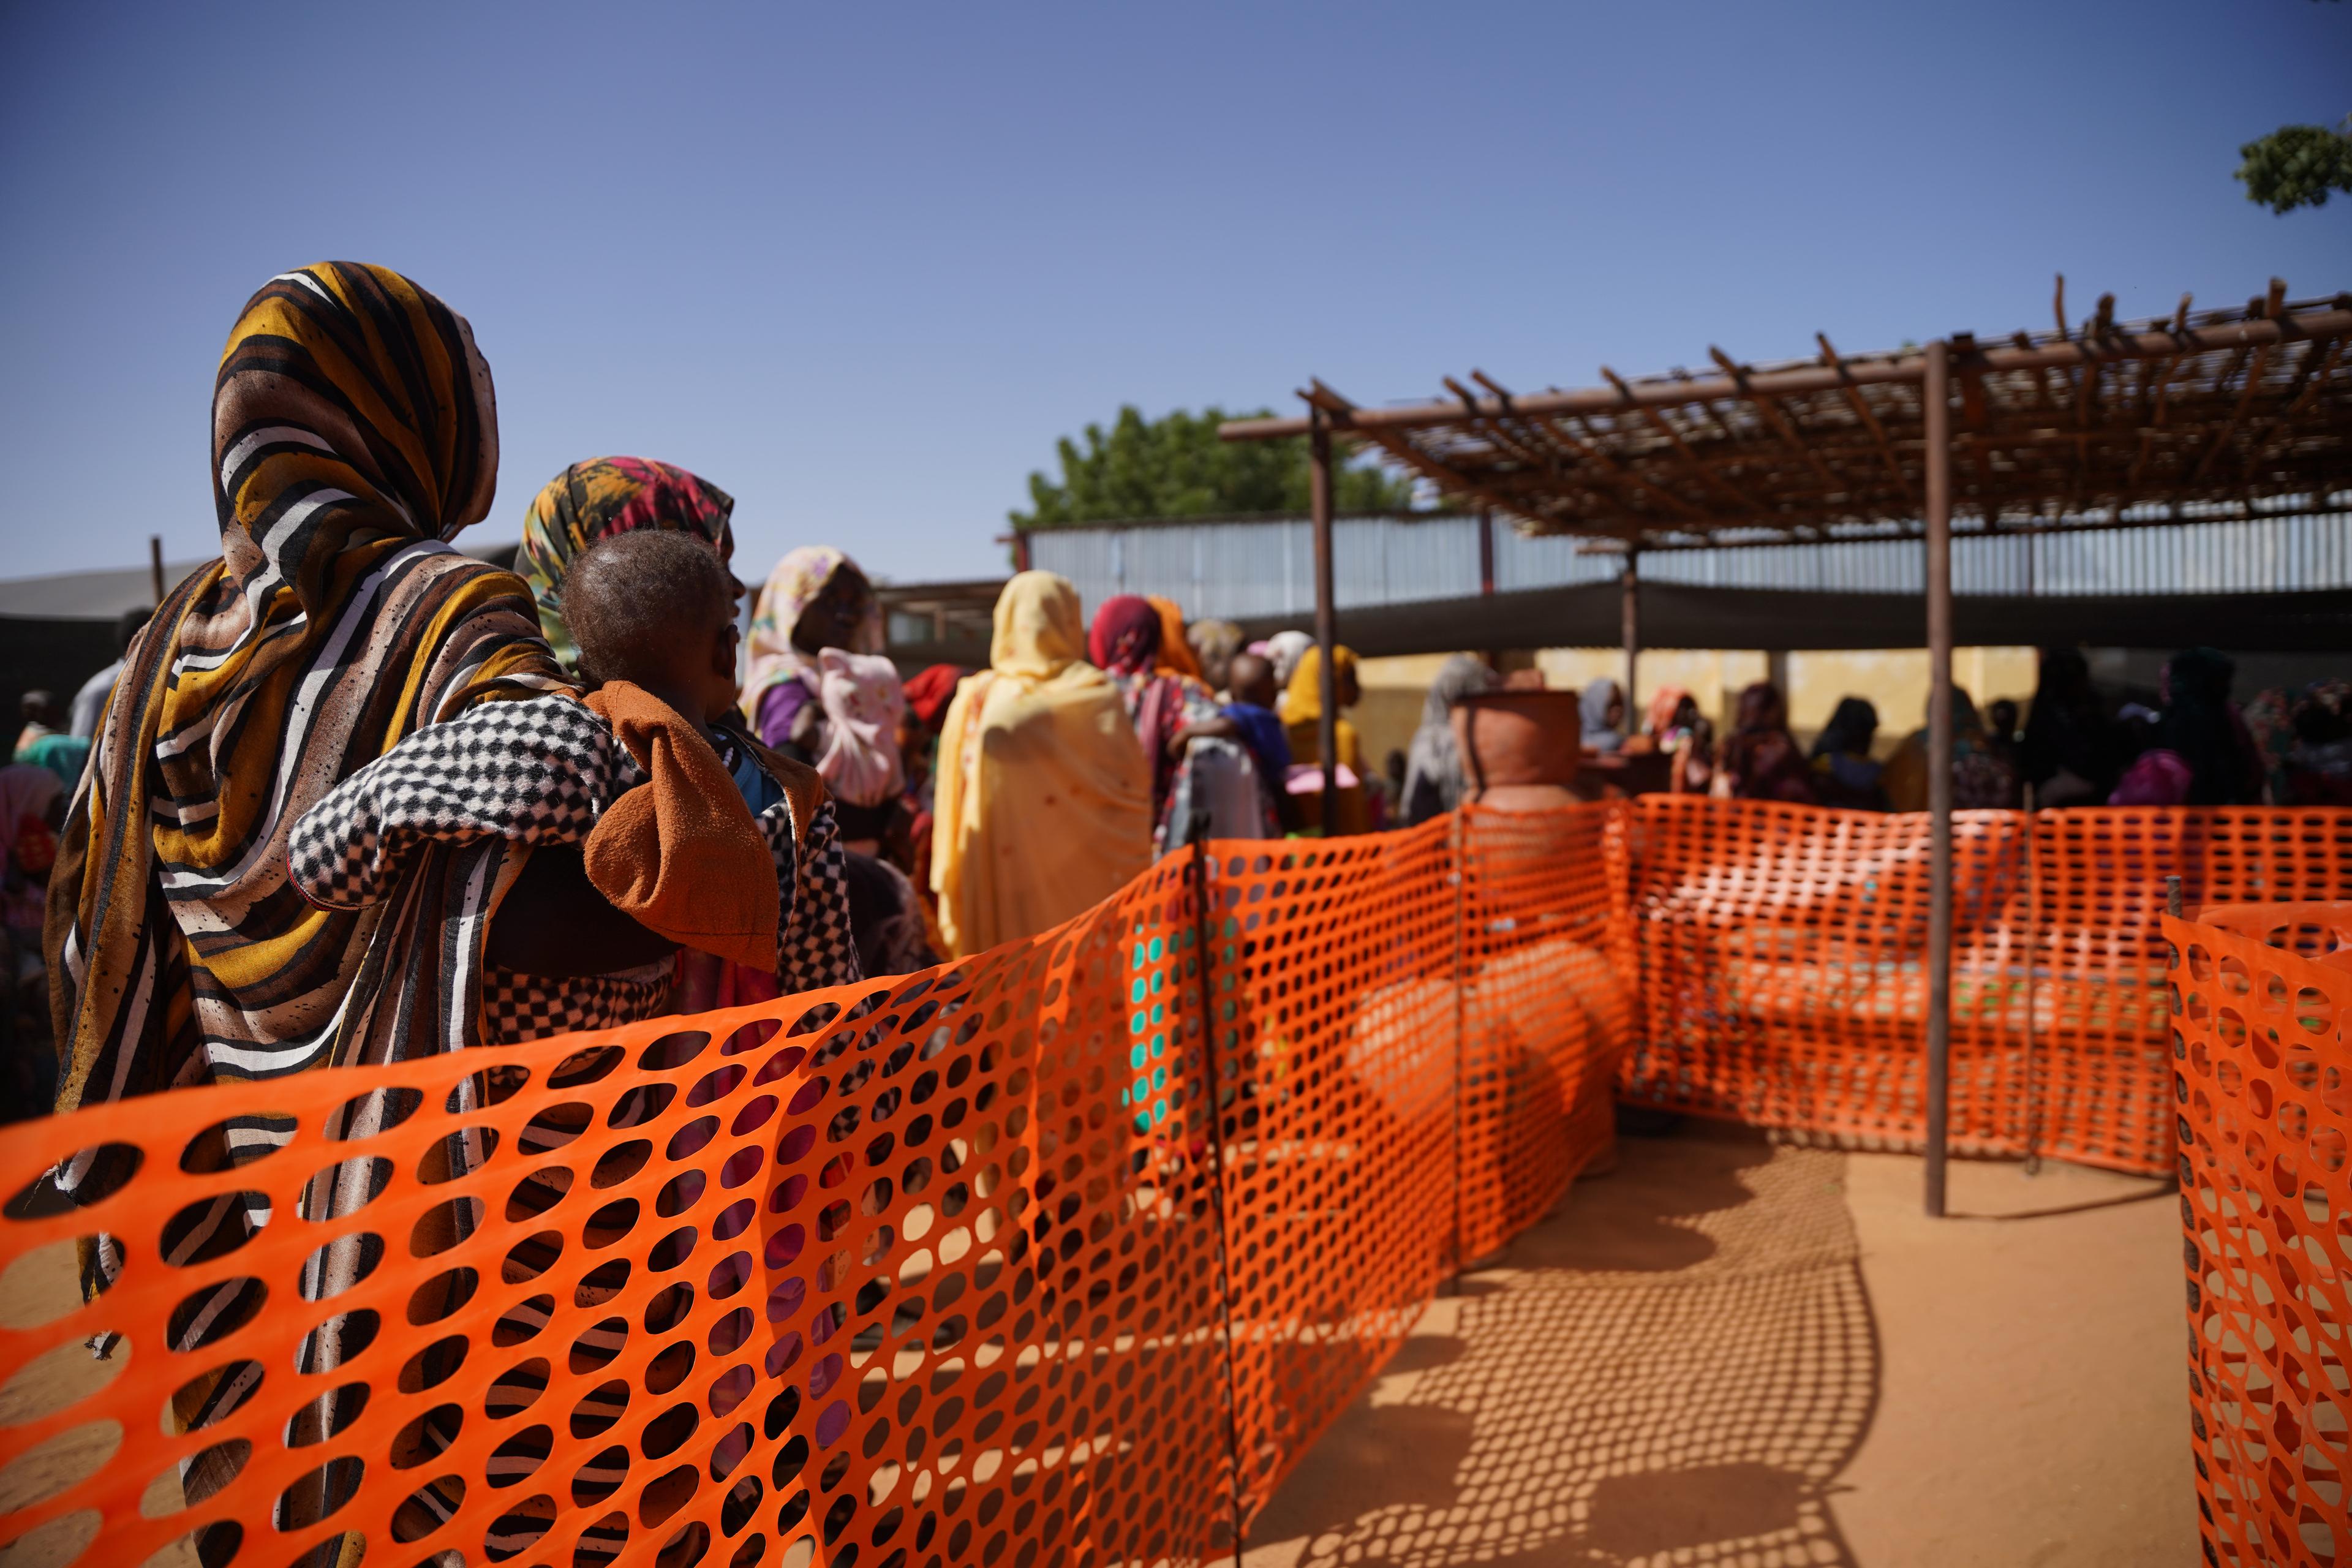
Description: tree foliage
xmin=1011 ymin=405 xmax=1419 ymax=529
xmin=2237 ymin=118 xmax=2352 ymax=213
xmin=2234 ymin=0 xmax=2346 ymax=214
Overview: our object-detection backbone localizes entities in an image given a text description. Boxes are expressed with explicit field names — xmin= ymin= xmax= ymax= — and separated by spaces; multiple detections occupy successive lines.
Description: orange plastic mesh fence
xmin=7 ymin=799 xmax=2341 ymax=1567
xmin=2169 ymin=901 xmax=2352 ymax=1568
xmin=0 ymin=804 xmax=1630 ymax=1568
xmin=1622 ymin=801 xmax=2352 ymax=1176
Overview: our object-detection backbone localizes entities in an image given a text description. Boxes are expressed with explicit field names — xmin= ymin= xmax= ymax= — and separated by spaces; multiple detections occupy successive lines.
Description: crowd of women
xmin=1523 ymin=649 xmax=2352 ymax=813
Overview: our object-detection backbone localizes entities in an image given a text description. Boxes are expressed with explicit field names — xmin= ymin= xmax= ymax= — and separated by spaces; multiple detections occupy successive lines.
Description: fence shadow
xmin=1243 ymin=1127 xmax=1882 ymax=1567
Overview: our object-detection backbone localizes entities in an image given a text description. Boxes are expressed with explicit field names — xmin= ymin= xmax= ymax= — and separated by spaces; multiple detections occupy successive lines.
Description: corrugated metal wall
xmin=1028 ymin=510 xmax=2350 ymax=619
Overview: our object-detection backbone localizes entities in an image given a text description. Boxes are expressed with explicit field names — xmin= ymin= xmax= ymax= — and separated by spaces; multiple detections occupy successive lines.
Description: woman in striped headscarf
xmin=50 ymin=262 xmax=575 ymax=1116
xmin=516 ymin=456 xmax=739 ymax=668
xmin=42 ymin=262 xmax=576 ymax=1564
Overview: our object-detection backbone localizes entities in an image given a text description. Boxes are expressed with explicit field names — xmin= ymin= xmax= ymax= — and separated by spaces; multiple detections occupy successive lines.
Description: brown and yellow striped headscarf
xmin=51 ymin=263 xmax=572 ymax=1111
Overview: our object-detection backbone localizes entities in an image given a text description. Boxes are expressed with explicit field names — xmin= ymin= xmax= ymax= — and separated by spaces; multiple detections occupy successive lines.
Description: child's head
xmin=567 ymin=530 xmax=739 ymax=722
xmin=1227 ymin=652 xmax=1278 ymax=710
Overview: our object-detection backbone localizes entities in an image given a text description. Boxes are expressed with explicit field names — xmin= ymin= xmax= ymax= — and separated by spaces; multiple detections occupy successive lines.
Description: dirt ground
xmin=1241 ymin=1122 xmax=2193 ymax=1568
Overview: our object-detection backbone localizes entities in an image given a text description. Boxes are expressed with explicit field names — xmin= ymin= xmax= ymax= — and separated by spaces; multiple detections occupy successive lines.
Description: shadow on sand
xmin=1243 ymin=1124 xmax=1883 ymax=1567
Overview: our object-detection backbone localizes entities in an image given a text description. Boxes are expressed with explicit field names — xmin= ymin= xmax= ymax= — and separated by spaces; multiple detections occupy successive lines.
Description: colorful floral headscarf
xmin=518 ymin=457 xmax=736 ymax=670
xmin=740 ymin=545 xmax=883 ymax=719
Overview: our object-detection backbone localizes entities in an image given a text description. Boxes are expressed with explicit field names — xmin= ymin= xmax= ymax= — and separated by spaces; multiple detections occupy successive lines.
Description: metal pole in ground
xmin=149 ymin=535 xmax=166 ymax=606
xmin=1924 ymin=338 xmax=1955 ymax=1218
xmin=1621 ymin=548 xmax=1641 ymax=739
xmin=1309 ymin=407 xmax=1340 ymax=837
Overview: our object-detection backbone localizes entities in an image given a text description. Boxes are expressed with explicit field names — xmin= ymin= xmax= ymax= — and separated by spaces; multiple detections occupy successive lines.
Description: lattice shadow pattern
xmin=1246 ymin=1133 xmax=1877 ymax=1567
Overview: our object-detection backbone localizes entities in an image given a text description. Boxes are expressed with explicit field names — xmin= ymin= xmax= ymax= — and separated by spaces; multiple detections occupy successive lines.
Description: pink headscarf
xmin=739 ymin=546 xmax=884 ymax=719
xmin=815 ymin=649 xmax=907 ymax=807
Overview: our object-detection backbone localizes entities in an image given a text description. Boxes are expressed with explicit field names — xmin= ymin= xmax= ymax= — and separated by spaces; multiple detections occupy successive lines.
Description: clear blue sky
xmin=2 ymin=0 xmax=2345 ymax=587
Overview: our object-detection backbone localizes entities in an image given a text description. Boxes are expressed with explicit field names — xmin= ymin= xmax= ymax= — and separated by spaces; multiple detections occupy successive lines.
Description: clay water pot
xmin=1453 ymin=691 xmax=1583 ymax=812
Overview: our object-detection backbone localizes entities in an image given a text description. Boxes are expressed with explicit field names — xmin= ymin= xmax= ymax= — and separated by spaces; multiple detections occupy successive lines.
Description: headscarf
xmin=51 ymin=262 xmax=570 ymax=1115
xmin=1088 ymin=594 xmax=1163 ymax=673
xmin=815 ymin=649 xmax=906 ymax=807
xmin=517 ymin=457 xmax=735 ymax=669
xmin=741 ymin=545 xmax=884 ymax=718
xmin=2156 ymin=647 xmax=2260 ymax=806
xmin=1266 ymin=630 xmax=1314 ymax=690
xmin=930 ymin=573 xmax=1151 ymax=957
xmin=1719 ymin=681 xmax=1816 ymax=805
xmin=1402 ymin=654 xmax=1493 ymax=826
xmin=1188 ymin=619 xmax=1245 ymax=693
xmin=1645 ymin=686 xmax=1694 ymax=742
xmin=1580 ymin=679 xmax=1626 ymax=754
xmin=902 ymin=664 xmax=967 ymax=731
xmin=1281 ymin=643 xmax=1359 ymax=734
xmin=1146 ymin=597 xmax=1203 ymax=680
xmin=1811 ymin=697 xmax=1880 ymax=760
xmin=1090 ymin=596 xmax=1202 ymax=829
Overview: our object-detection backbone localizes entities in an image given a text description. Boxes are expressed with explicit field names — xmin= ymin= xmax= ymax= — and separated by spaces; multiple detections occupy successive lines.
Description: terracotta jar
xmin=1453 ymin=691 xmax=1583 ymax=811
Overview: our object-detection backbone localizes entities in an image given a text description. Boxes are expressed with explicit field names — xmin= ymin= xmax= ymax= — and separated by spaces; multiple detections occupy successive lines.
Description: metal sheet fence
xmin=1621 ymin=800 xmax=2352 ymax=1175
xmin=2168 ymin=899 xmax=2352 ymax=1568
xmin=0 ymin=808 xmax=1629 ymax=1568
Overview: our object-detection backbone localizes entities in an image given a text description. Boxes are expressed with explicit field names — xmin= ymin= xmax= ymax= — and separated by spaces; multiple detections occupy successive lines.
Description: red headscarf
xmin=1088 ymin=595 xmax=1162 ymax=674
xmin=902 ymin=664 xmax=967 ymax=731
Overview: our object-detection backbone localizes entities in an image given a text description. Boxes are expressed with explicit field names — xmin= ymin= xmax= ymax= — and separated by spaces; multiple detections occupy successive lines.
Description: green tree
xmin=2237 ymin=117 xmax=2352 ymax=213
xmin=2235 ymin=0 xmax=2347 ymax=214
xmin=1011 ymin=405 xmax=1419 ymax=529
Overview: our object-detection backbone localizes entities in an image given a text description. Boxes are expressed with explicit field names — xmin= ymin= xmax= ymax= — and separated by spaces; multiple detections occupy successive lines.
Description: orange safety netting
xmin=1622 ymin=800 xmax=2352 ymax=1175
xmin=0 ymin=806 xmax=1628 ymax=1568
xmin=5 ymin=798 xmax=2345 ymax=1568
xmin=2168 ymin=900 xmax=2352 ymax=1568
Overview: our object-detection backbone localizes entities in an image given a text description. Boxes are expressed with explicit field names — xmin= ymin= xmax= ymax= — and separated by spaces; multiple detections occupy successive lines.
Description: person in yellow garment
xmin=930 ymin=571 xmax=1152 ymax=957
xmin=1283 ymin=643 xmax=1371 ymax=835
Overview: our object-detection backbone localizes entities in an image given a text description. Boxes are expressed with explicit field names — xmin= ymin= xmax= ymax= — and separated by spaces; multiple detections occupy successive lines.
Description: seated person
xmin=290 ymin=530 xmax=861 ymax=1044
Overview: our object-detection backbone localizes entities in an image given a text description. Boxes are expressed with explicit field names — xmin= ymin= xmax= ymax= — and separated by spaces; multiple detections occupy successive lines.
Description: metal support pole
xmin=1310 ymin=409 xmax=1340 ymax=836
xmin=1924 ymin=339 xmax=1955 ymax=1218
xmin=1621 ymin=548 xmax=1640 ymax=736
xmin=148 ymin=535 xmax=166 ymax=607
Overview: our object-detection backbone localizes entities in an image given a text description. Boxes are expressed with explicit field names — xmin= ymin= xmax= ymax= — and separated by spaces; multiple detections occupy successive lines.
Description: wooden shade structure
xmin=1221 ymin=279 xmax=2352 ymax=1216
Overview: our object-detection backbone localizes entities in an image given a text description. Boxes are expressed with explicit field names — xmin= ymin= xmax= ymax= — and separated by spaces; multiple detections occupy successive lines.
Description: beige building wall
xmin=1356 ymin=647 xmax=2040 ymax=758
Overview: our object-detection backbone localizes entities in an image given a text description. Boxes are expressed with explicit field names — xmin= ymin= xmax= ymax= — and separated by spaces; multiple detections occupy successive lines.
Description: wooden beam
xmin=1600 ymin=366 xmax=1773 ymax=521
xmin=1219 ymin=305 xmax=2352 ymax=442
xmin=1817 ymin=332 xmax=1916 ymax=504
xmin=1708 ymin=346 xmax=1849 ymax=499
xmin=1470 ymin=370 xmax=1714 ymax=524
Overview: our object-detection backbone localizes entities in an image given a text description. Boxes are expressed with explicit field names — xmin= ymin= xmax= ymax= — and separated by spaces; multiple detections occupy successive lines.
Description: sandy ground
xmin=1241 ymin=1123 xmax=2194 ymax=1568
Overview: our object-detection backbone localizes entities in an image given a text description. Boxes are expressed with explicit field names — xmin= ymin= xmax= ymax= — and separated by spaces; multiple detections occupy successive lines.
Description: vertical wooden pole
xmin=148 ymin=535 xmax=167 ymax=607
xmin=1310 ymin=409 xmax=1340 ymax=836
xmin=1924 ymin=339 xmax=1955 ymax=1218
xmin=1620 ymin=548 xmax=1640 ymax=736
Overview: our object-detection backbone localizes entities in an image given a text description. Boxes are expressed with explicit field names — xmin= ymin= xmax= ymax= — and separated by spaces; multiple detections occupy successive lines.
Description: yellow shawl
xmin=930 ymin=572 xmax=1152 ymax=957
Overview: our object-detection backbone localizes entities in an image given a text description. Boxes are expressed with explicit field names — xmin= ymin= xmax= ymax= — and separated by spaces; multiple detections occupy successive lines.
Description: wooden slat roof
xmin=1220 ymin=281 xmax=2352 ymax=545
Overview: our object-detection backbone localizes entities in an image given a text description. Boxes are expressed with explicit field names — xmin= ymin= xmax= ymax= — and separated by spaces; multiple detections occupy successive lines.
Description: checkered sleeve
xmin=762 ymin=795 xmax=862 ymax=992
xmin=288 ymin=695 xmax=647 ymax=911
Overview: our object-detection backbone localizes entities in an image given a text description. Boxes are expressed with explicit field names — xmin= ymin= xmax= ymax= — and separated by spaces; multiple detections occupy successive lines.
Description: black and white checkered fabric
xmin=772 ymin=797 xmax=861 ymax=992
xmin=288 ymin=696 xmax=645 ymax=910
xmin=290 ymin=693 xmax=862 ymax=1012
xmin=480 ymin=963 xmax=675 ymax=1045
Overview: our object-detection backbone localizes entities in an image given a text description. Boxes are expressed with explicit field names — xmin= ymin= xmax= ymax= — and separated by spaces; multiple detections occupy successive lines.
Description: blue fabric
xmin=725 ymin=733 xmax=785 ymax=815
xmin=1224 ymin=702 xmax=1291 ymax=780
